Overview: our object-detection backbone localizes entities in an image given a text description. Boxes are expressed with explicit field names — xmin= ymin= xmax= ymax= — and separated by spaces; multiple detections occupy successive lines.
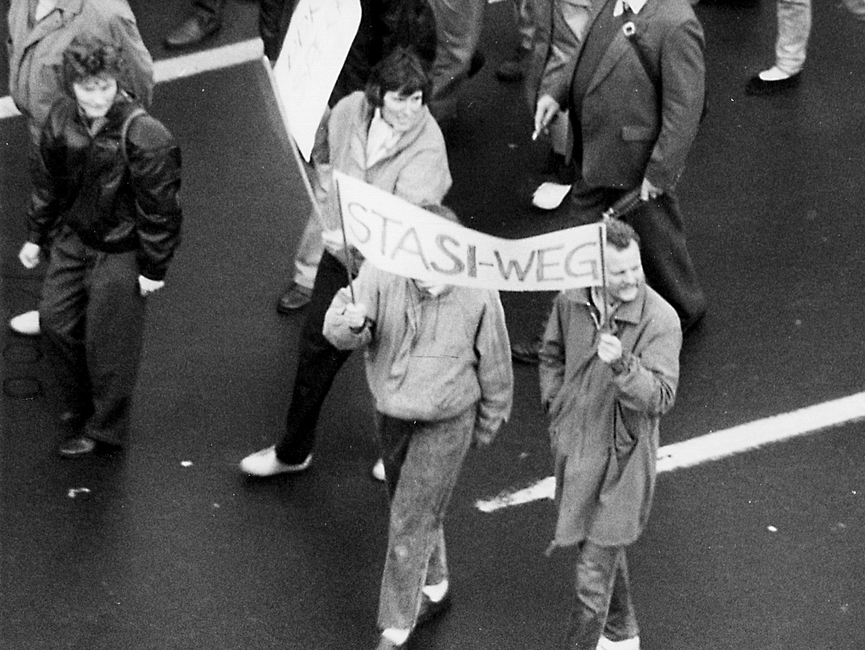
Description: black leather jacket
xmin=28 ymin=95 xmax=182 ymax=281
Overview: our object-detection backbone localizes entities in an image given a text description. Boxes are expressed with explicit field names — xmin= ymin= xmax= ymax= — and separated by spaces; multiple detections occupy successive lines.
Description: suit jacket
xmin=7 ymin=0 xmax=153 ymax=139
xmin=539 ymin=0 xmax=705 ymax=191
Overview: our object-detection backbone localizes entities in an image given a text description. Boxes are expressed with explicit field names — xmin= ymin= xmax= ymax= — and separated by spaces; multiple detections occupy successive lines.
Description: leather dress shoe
xmin=164 ymin=14 xmax=221 ymax=50
xmin=276 ymin=282 xmax=312 ymax=313
xmin=744 ymin=71 xmax=801 ymax=96
xmin=416 ymin=590 xmax=452 ymax=626
xmin=58 ymin=436 xmax=96 ymax=458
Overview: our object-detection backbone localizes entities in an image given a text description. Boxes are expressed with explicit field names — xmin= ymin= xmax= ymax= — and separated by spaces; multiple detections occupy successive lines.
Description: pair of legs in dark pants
xmin=39 ymin=228 xmax=147 ymax=446
xmin=274 ymin=249 xmax=356 ymax=465
xmin=568 ymin=180 xmax=707 ymax=329
xmin=567 ymin=542 xmax=640 ymax=649
xmin=377 ymin=408 xmax=474 ymax=632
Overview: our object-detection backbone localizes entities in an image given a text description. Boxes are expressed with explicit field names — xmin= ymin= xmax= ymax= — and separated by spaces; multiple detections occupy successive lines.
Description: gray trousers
xmin=376 ymin=407 xmax=475 ymax=631
xmin=40 ymin=228 xmax=147 ymax=446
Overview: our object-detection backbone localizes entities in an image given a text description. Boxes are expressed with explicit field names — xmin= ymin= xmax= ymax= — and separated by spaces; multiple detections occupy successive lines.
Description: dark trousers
xmin=275 ymin=250 xmax=355 ymax=464
xmin=39 ymin=229 xmax=147 ymax=446
xmin=568 ymin=180 xmax=707 ymax=328
xmin=567 ymin=542 xmax=640 ymax=649
xmin=377 ymin=409 xmax=474 ymax=631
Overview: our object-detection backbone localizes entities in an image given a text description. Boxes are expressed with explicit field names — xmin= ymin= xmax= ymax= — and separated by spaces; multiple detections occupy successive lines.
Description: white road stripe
xmin=0 ymin=38 xmax=264 ymax=121
xmin=476 ymin=392 xmax=865 ymax=513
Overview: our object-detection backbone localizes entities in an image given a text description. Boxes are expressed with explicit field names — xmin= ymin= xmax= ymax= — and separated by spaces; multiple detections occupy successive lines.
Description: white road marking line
xmin=476 ymin=392 xmax=865 ymax=513
xmin=0 ymin=38 xmax=264 ymax=121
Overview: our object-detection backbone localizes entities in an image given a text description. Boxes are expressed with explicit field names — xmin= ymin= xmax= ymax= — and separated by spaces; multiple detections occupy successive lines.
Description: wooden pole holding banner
xmin=598 ymin=221 xmax=609 ymax=328
xmin=333 ymin=179 xmax=356 ymax=303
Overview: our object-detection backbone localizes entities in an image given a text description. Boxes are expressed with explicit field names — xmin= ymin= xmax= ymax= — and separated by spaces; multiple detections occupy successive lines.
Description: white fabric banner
xmin=334 ymin=172 xmax=605 ymax=292
xmin=269 ymin=0 xmax=361 ymax=160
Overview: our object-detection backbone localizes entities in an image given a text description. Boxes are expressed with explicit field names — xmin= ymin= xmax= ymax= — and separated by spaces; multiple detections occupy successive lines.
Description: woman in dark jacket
xmin=17 ymin=35 xmax=183 ymax=458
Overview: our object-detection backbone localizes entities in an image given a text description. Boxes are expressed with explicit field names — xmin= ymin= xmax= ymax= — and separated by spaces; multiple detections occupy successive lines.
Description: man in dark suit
xmin=535 ymin=0 xmax=707 ymax=336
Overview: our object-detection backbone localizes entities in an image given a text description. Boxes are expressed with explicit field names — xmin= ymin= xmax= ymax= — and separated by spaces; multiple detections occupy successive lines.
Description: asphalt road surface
xmin=2 ymin=1 xmax=864 ymax=649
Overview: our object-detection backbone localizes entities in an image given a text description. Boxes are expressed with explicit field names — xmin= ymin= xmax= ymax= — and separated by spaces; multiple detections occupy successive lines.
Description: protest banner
xmin=266 ymin=0 xmax=361 ymax=160
xmin=334 ymin=172 xmax=605 ymax=292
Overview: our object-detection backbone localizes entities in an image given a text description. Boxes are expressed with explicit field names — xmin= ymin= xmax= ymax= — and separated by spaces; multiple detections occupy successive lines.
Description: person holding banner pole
xmin=273 ymin=0 xmax=439 ymax=313
xmin=321 ymin=206 xmax=513 ymax=650
xmin=538 ymin=218 xmax=681 ymax=649
xmin=240 ymin=47 xmax=452 ymax=479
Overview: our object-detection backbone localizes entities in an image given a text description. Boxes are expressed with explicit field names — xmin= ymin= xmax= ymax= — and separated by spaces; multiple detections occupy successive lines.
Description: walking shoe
xmin=9 ymin=310 xmax=40 ymax=336
xmin=511 ymin=336 xmax=542 ymax=365
xmin=416 ymin=590 xmax=452 ymax=626
xmin=374 ymin=636 xmax=404 ymax=650
xmin=371 ymin=458 xmax=386 ymax=482
xmin=745 ymin=69 xmax=801 ymax=96
xmin=239 ymin=446 xmax=312 ymax=476
xmin=597 ymin=635 xmax=641 ymax=650
xmin=164 ymin=13 xmax=221 ymax=50
xmin=276 ymin=282 xmax=312 ymax=313
xmin=58 ymin=436 xmax=96 ymax=458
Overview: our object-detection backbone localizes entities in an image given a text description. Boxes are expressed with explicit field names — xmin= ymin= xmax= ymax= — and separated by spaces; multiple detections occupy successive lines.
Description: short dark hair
xmin=365 ymin=47 xmax=432 ymax=108
xmin=62 ymin=35 xmax=125 ymax=93
xmin=604 ymin=218 xmax=641 ymax=250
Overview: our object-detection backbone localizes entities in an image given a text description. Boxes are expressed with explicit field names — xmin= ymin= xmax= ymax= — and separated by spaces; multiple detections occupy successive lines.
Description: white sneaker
xmin=9 ymin=310 xmax=40 ymax=336
xmin=239 ymin=445 xmax=312 ymax=476
xmin=371 ymin=458 xmax=386 ymax=482
xmin=597 ymin=636 xmax=640 ymax=650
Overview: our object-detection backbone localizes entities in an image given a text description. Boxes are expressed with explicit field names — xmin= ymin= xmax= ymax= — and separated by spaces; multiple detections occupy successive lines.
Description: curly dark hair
xmin=62 ymin=34 xmax=126 ymax=94
xmin=364 ymin=46 xmax=432 ymax=108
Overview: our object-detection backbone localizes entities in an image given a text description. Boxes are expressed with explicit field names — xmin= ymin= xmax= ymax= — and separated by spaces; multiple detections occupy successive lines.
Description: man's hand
xmin=533 ymin=94 xmax=561 ymax=140
xmin=138 ymin=275 xmax=165 ymax=297
xmin=640 ymin=177 xmax=663 ymax=201
xmin=18 ymin=242 xmax=41 ymax=269
xmin=343 ymin=302 xmax=368 ymax=332
xmin=597 ymin=332 xmax=623 ymax=364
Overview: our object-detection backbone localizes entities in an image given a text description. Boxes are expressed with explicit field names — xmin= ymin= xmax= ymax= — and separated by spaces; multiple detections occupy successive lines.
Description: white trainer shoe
xmin=239 ymin=445 xmax=312 ymax=476
xmin=597 ymin=636 xmax=640 ymax=650
xmin=9 ymin=310 xmax=40 ymax=336
xmin=371 ymin=458 xmax=386 ymax=482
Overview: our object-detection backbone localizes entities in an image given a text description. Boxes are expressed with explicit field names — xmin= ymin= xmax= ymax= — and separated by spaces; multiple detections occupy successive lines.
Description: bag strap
xmin=120 ymin=107 xmax=147 ymax=168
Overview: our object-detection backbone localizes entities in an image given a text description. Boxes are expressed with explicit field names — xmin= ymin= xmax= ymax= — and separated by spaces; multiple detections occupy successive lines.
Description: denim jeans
xmin=566 ymin=543 xmax=640 ymax=649
xmin=275 ymin=250 xmax=355 ymax=464
xmin=376 ymin=408 xmax=475 ymax=631
xmin=775 ymin=0 xmax=811 ymax=75
xmin=40 ymin=228 xmax=147 ymax=446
